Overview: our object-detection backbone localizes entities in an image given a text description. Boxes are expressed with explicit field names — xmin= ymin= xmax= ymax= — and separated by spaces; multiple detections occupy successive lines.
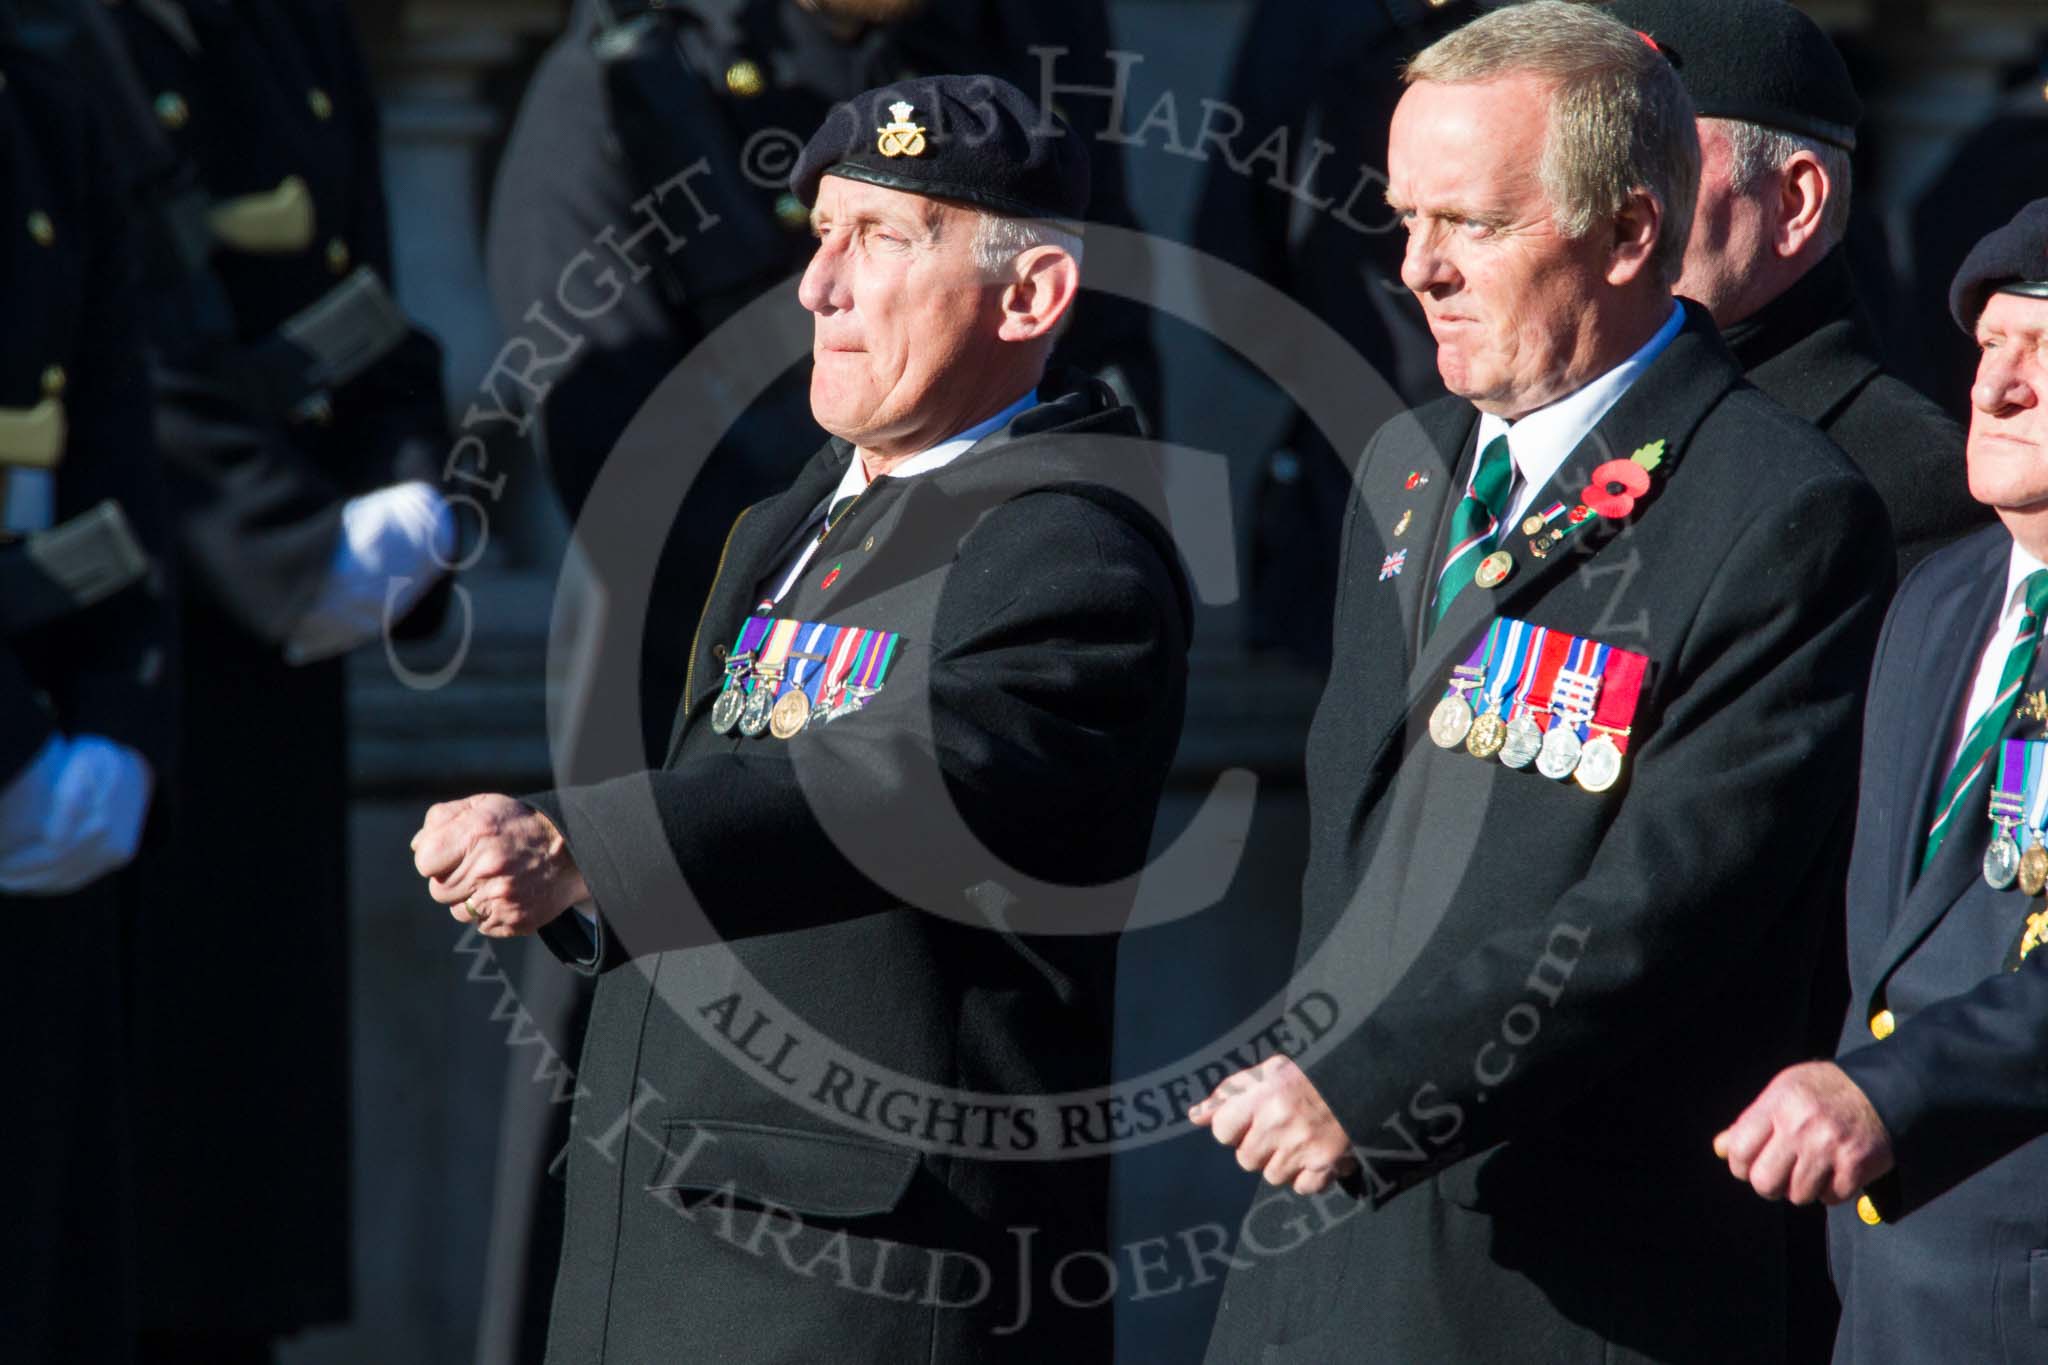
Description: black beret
xmin=1950 ymin=197 xmax=2048 ymax=332
xmin=1604 ymin=0 xmax=1862 ymax=150
xmin=790 ymin=73 xmax=1090 ymax=223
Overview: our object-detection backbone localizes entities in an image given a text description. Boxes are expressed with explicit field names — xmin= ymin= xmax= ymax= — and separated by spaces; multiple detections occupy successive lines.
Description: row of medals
xmin=709 ymin=650 xmax=873 ymax=742
xmin=1427 ymin=689 xmax=1624 ymax=794
xmin=1983 ymin=820 xmax=2048 ymax=897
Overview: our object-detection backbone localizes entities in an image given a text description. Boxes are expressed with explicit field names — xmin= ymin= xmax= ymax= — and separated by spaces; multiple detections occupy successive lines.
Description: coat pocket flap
xmin=645 ymin=1119 xmax=919 ymax=1220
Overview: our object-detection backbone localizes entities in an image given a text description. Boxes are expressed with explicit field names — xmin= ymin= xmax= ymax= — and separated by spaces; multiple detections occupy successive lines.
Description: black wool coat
xmin=1205 ymin=306 xmax=1894 ymax=1365
xmin=526 ymin=382 xmax=1192 ymax=1363
xmin=1728 ymin=248 xmax=1986 ymax=577
xmin=0 ymin=31 xmax=176 ymax=1365
xmin=1828 ymin=524 xmax=2048 ymax=1364
xmin=97 ymin=0 xmax=448 ymax=1337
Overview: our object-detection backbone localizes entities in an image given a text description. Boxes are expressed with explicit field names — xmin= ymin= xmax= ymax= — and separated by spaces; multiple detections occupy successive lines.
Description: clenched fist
xmin=1714 ymin=1061 xmax=1893 ymax=1205
xmin=410 ymin=793 xmax=589 ymax=938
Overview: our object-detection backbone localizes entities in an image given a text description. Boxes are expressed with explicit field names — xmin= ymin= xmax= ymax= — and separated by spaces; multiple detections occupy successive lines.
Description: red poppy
xmin=1584 ymin=459 xmax=1651 ymax=519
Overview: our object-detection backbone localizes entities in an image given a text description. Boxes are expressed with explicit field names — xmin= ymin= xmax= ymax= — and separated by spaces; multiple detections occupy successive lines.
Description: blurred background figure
xmin=478 ymin=4 xmax=1158 ymax=1359
xmin=45 ymin=1 xmax=455 ymax=1360
xmin=0 ymin=7 xmax=177 ymax=1364
xmin=1190 ymin=0 xmax=1475 ymax=668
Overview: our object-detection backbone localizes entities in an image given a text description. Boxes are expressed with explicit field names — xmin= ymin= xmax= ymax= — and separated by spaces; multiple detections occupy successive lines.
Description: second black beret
xmin=1604 ymin=0 xmax=1862 ymax=149
xmin=790 ymin=73 xmax=1091 ymax=223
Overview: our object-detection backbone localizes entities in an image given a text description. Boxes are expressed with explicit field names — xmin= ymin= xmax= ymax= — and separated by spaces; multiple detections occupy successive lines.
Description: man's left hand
xmin=1713 ymin=1061 xmax=1894 ymax=1204
xmin=1190 ymin=1055 xmax=1356 ymax=1195
xmin=411 ymin=793 xmax=588 ymax=938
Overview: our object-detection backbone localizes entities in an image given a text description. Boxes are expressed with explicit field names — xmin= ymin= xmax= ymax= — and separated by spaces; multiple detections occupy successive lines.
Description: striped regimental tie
xmin=1430 ymin=433 xmax=1514 ymax=632
xmin=1923 ymin=569 xmax=2048 ymax=871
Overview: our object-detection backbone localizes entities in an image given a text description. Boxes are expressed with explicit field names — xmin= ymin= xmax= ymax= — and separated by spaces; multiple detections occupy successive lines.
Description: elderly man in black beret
xmin=411 ymin=75 xmax=1192 ymax=1362
xmin=1716 ymin=199 xmax=2048 ymax=1364
xmin=1609 ymin=0 xmax=1984 ymax=573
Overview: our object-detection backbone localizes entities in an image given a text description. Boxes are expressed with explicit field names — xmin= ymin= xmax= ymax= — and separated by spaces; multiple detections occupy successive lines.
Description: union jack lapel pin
xmin=1379 ymin=549 xmax=1407 ymax=582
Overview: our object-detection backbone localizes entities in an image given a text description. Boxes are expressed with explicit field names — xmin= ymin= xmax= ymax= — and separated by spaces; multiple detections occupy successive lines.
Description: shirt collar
xmin=1473 ymin=301 xmax=1685 ymax=500
xmin=830 ymin=388 xmax=1039 ymax=505
xmin=2002 ymin=539 xmax=2048 ymax=624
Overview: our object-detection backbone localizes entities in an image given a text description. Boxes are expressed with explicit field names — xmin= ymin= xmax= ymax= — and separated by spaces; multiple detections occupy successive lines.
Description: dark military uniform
xmin=1192 ymin=0 xmax=1475 ymax=666
xmin=481 ymin=9 xmax=1157 ymax=1357
xmin=1724 ymin=250 xmax=1984 ymax=579
xmin=0 ymin=20 xmax=175 ymax=1364
xmin=82 ymin=0 xmax=449 ymax=1352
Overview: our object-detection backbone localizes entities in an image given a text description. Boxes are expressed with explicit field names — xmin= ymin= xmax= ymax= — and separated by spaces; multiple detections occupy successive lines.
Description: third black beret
xmin=1950 ymin=197 xmax=2048 ymax=333
xmin=1603 ymin=0 xmax=1862 ymax=149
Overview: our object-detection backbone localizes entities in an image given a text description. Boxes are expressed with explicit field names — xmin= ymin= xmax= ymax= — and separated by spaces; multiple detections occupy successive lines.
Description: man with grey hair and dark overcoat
xmin=1193 ymin=4 xmax=1892 ymax=1360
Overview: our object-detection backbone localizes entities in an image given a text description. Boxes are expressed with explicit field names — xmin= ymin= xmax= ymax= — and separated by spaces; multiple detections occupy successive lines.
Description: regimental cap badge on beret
xmin=877 ymin=101 xmax=927 ymax=158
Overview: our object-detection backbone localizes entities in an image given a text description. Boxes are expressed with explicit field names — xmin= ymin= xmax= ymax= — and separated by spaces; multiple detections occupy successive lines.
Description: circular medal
xmin=1465 ymin=712 xmax=1507 ymax=759
xmin=1574 ymin=734 xmax=1625 ymax=793
xmin=2023 ymin=845 xmax=2048 ymax=899
xmin=1520 ymin=515 xmax=1545 ymax=537
xmin=1475 ymin=550 xmax=1514 ymax=590
xmin=710 ymin=685 xmax=746 ymax=735
xmin=1429 ymin=694 xmax=1475 ymax=749
xmin=1499 ymin=712 xmax=1544 ymax=769
xmin=768 ymin=689 xmax=812 ymax=741
xmin=1536 ymin=724 xmax=1582 ymax=781
xmin=1984 ymin=831 xmax=2022 ymax=891
xmin=738 ymin=684 xmax=776 ymax=738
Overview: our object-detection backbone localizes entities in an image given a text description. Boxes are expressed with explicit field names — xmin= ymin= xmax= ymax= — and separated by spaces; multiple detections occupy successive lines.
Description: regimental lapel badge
xmin=820 ymin=561 xmax=842 ymax=591
xmin=877 ymin=102 xmax=927 ymax=157
xmin=1379 ymin=549 xmax=1407 ymax=581
xmin=2021 ymin=690 xmax=2048 ymax=734
xmin=1404 ymin=471 xmax=1429 ymax=491
xmin=1393 ymin=509 xmax=1413 ymax=538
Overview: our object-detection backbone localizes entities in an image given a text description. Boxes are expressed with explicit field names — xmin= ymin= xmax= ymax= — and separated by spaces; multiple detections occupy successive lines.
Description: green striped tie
xmin=1431 ymin=434 xmax=1515 ymax=631
xmin=1923 ymin=569 xmax=2048 ymax=871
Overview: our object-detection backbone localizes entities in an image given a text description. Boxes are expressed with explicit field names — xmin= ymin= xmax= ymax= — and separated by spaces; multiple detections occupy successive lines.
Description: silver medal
xmin=1985 ymin=829 xmax=2023 ymax=891
xmin=1574 ymin=734 xmax=1624 ymax=793
xmin=1535 ymin=724 xmax=1582 ymax=780
xmin=710 ymin=685 xmax=746 ymax=735
xmin=1499 ymin=712 xmax=1544 ymax=770
xmin=738 ymin=683 xmax=776 ymax=738
xmin=1429 ymin=694 xmax=1475 ymax=750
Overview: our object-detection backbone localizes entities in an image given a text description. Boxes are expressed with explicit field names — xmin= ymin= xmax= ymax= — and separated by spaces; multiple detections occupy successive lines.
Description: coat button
xmin=326 ymin=237 xmax=351 ymax=274
xmin=40 ymin=365 xmax=65 ymax=398
xmin=308 ymin=87 xmax=334 ymax=120
xmin=27 ymin=211 xmax=53 ymax=247
xmin=1868 ymin=1009 xmax=1895 ymax=1041
xmin=1855 ymin=1194 xmax=1882 ymax=1226
xmin=155 ymin=91 xmax=189 ymax=130
xmin=712 ymin=643 xmax=728 ymax=662
xmin=724 ymin=60 xmax=764 ymax=97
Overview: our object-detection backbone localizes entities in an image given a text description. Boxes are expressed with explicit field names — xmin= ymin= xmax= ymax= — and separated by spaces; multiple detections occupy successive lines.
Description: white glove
xmin=285 ymin=480 xmax=455 ymax=665
xmin=0 ymin=733 xmax=155 ymax=896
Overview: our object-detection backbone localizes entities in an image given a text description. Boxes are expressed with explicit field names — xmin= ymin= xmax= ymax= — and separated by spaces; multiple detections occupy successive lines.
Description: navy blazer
xmin=1830 ymin=522 xmax=2048 ymax=1363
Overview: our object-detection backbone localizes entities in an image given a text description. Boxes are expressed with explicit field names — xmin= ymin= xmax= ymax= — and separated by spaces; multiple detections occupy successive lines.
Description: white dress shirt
xmin=762 ymin=388 xmax=1039 ymax=606
xmin=1950 ymin=541 xmax=2048 ymax=770
xmin=1470 ymin=301 xmax=1686 ymax=531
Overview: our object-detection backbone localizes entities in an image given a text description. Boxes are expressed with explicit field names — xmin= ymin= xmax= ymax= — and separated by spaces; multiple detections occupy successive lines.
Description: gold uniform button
xmin=1869 ymin=1009 xmax=1895 ymax=1041
xmin=724 ymin=60 xmax=765 ymax=98
xmin=308 ymin=87 xmax=334 ymax=121
xmin=1856 ymin=1194 xmax=1883 ymax=1226
xmin=325 ymin=237 xmax=350 ymax=274
xmin=40 ymin=365 xmax=65 ymax=399
xmin=861 ymin=535 xmax=876 ymax=553
xmin=154 ymin=91 xmax=190 ymax=130
xmin=27 ymin=211 xmax=53 ymax=247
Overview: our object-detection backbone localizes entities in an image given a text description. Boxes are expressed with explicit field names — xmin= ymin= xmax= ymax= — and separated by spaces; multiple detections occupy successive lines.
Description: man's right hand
xmin=1714 ymin=1060 xmax=1894 ymax=1205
